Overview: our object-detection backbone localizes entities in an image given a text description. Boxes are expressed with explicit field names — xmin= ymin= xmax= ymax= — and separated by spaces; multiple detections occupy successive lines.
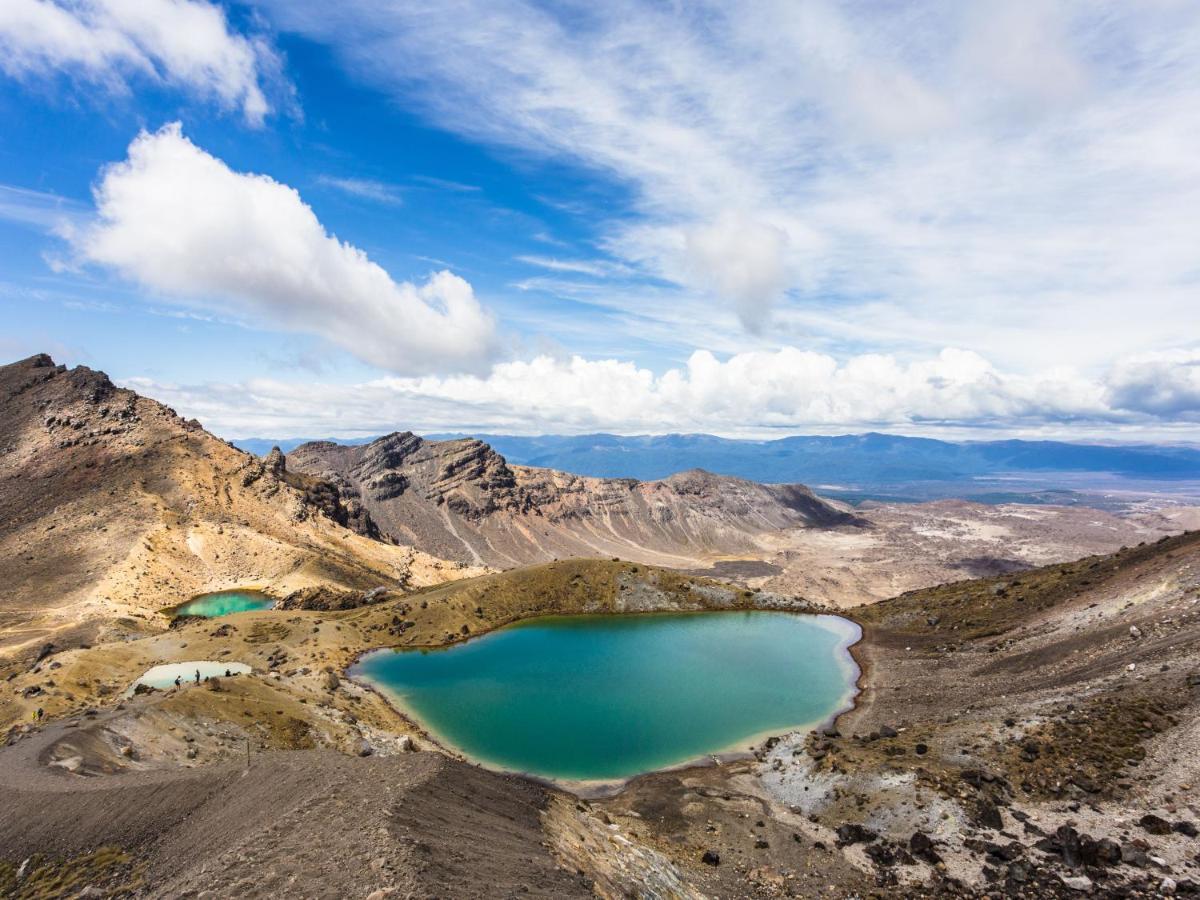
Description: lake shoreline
xmin=349 ymin=607 xmax=863 ymax=796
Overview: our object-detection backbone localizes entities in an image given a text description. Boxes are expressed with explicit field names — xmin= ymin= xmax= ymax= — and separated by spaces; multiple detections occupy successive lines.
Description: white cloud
xmin=515 ymin=255 xmax=629 ymax=278
xmin=316 ymin=175 xmax=403 ymax=205
xmin=119 ymin=345 xmax=1200 ymax=441
xmin=1106 ymin=350 xmax=1200 ymax=417
xmin=410 ymin=175 xmax=481 ymax=193
xmin=66 ymin=123 xmax=497 ymax=374
xmin=0 ymin=0 xmax=281 ymax=124
xmin=260 ymin=0 xmax=1200 ymax=367
xmin=683 ymin=213 xmax=790 ymax=332
xmin=0 ymin=184 xmax=86 ymax=230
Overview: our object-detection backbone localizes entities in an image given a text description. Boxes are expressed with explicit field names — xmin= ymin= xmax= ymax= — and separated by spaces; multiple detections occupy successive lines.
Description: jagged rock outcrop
xmin=287 ymin=432 xmax=864 ymax=569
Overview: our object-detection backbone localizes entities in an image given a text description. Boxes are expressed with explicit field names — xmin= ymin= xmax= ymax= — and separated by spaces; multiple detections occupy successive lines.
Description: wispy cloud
xmin=261 ymin=0 xmax=1200 ymax=368
xmin=0 ymin=184 xmax=87 ymax=230
xmin=411 ymin=174 xmax=481 ymax=193
xmin=316 ymin=175 xmax=403 ymax=205
xmin=515 ymin=254 xmax=630 ymax=278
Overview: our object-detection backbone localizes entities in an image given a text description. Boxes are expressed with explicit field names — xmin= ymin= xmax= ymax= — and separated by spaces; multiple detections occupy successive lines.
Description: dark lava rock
xmin=865 ymin=843 xmax=897 ymax=867
xmin=1140 ymin=813 xmax=1174 ymax=836
xmin=910 ymin=831 xmax=941 ymax=864
xmin=1035 ymin=825 xmax=1094 ymax=869
xmin=1006 ymin=860 xmax=1032 ymax=884
xmin=1069 ymin=773 xmax=1100 ymax=794
xmin=1122 ymin=846 xmax=1151 ymax=868
xmin=754 ymin=838 xmax=769 ymax=849
xmin=836 ymin=823 xmax=878 ymax=846
xmin=701 ymin=850 xmax=720 ymax=866
xmin=985 ymin=841 xmax=1024 ymax=863
xmin=975 ymin=801 xmax=1004 ymax=831
xmin=822 ymin=726 xmax=840 ymax=738
xmin=1056 ymin=825 xmax=1082 ymax=868
xmin=1173 ymin=820 xmax=1199 ymax=838
xmin=879 ymin=725 xmax=898 ymax=738
xmin=1086 ymin=837 xmax=1122 ymax=867
xmin=914 ymin=743 xmax=928 ymax=755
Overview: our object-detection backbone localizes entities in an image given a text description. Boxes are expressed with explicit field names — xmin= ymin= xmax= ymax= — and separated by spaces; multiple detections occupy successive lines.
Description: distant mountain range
xmin=233 ymin=432 xmax=1200 ymax=503
xmin=285 ymin=433 xmax=860 ymax=569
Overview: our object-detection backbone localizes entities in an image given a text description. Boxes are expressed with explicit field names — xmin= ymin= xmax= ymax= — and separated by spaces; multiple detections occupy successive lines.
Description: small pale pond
xmin=172 ymin=590 xmax=274 ymax=618
xmin=127 ymin=661 xmax=251 ymax=695
xmin=353 ymin=611 xmax=859 ymax=782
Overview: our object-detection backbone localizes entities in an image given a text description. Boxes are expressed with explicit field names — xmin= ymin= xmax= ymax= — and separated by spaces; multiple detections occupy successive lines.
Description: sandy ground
xmin=725 ymin=499 xmax=1192 ymax=608
xmin=4 ymin=535 xmax=1200 ymax=897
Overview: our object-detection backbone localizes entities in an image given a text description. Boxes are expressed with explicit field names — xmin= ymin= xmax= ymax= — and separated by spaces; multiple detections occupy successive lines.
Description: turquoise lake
xmin=173 ymin=590 xmax=275 ymax=618
xmin=353 ymin=611 xmax=860 ymax=781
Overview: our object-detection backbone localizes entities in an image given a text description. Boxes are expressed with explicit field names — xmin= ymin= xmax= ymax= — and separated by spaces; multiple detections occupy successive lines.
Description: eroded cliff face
xmin=287 ymin=432 xmax=863 ymax=569
xmin=0 ymin=356 xmax=477 ymax=668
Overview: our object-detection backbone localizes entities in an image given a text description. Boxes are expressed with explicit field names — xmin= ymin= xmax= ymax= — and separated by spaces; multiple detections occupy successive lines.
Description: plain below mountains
xmin=286 ymin=432 xmax=863 ymax=570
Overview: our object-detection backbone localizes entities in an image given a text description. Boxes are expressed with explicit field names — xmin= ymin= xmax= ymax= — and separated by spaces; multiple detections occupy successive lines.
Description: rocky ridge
xmin=0 ymin=354 xmax=479 ymax=673
xmin=287 ymin=431 xmax=865 ymax=569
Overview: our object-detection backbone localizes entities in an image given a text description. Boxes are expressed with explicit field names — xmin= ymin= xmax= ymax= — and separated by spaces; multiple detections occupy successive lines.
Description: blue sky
xmin=2 ymin=1 xmax=1199 ymax=440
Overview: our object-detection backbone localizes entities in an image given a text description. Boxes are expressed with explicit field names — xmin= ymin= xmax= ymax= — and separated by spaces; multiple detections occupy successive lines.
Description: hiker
xmin=194 ymin=669 xmax=200 ymax=684
xmin=174 ymin=675 xmax=181 ymax=687
xmin=37 ymin=708 xmax=43 ymax=721
xmin=225 ymin=669 xmax=231 ymax=677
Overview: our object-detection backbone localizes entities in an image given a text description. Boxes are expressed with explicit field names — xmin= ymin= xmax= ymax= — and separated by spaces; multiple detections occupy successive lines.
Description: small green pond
xmin=173 ymin=590 xmax=275 ymax=618
xmin=353 ymin=611 xmax=859 ymax=782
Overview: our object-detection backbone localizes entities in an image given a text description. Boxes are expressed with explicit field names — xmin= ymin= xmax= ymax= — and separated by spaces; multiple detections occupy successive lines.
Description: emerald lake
xmin=353 ymin=611 xmax=860 ymax=782
xmin=173 ymin=590 xmax=275 ymax=618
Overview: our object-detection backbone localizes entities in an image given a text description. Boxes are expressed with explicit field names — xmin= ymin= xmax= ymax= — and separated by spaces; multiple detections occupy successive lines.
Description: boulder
xmin=975 ymin=801 xmax=1004 ymax=831
xmin=836 ymin=823 xmax=877 ymax=846
xmin=910 ymin=831 xmax=940 ymax=864
xmin=1140 ymin=813 xmax=1173 ymax=835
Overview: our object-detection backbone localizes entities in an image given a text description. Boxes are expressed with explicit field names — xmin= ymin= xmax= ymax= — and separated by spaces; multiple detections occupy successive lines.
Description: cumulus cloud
xmin=118 ymin=345 xmax=1200 ymax=441
xmin=0 ymin=0 xmax=282 ymax=124
xmin=1106 ymin=350 xmax=1200 ymax=417
xmin=66 ymin=123 xmax=497 ymax=374
xmin=259 ymin=0 xmax=1200 ymax=366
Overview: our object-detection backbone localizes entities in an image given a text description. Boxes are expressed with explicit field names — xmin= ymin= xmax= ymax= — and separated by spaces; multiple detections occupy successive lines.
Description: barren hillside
xmin=287 ymin=432 xmax=1184 ymax=607
xmin=0 ymin=355 xmax=478 ymax=671
xmin=287 ymin=432 xmax=862 ymax=568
